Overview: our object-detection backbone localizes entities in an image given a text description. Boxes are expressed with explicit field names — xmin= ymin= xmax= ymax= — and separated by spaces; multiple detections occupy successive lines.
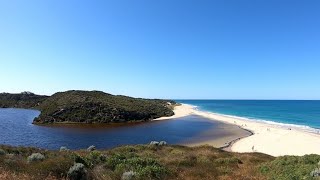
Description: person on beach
xmin=252 ymin=146 xmax=255 ymax=152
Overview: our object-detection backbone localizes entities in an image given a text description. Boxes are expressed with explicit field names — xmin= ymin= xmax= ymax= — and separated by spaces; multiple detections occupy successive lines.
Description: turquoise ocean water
xmin=177 ymin=100 xmax=320 ymax=130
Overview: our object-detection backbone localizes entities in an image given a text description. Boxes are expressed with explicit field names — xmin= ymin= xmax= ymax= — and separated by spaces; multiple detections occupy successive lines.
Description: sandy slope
xmin=157 ymin=104 xmax=320 ymax=157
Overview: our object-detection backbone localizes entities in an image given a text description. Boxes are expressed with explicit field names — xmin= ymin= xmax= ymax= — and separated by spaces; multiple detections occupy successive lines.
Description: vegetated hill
xmin=32 ymin=90 xmax=177 ymax=124
xmin=0 ymin=92 xmax=48 ymax=108
xmin=0 ymin=144 xmax=319 ymax=180
xmin=0 ymin=90 xmax=177 ymax=124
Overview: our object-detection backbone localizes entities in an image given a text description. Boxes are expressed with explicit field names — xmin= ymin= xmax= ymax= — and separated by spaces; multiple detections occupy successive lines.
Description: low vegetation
xmin=0 ymin=92 xmax=48 ymax=109
xmin=27 ymin=153 xmax=45 ymax=163
xmin=0 ymin=90 xmax=177 ymax=124
xmin=0 ymin=149 xmax=6 ymax=155
xmin=260 ymin=154 xmax=320 ymax=180
xmin=1 ymin=144 xmax=319 ymax=180
xmin=68 ymin=163 xmax=87 ymax=180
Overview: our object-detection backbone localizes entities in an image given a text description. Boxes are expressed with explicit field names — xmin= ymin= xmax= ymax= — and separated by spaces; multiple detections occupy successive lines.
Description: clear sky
xmin=0 ymin=0 xmax=320 ymax=99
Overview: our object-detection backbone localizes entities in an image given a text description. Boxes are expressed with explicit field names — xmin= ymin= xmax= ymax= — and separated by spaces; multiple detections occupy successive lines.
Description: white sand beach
xmin=154 ymin=104 xmax=194 ymax=120
xmin=160 ymin=104 xmax=320 ymax=157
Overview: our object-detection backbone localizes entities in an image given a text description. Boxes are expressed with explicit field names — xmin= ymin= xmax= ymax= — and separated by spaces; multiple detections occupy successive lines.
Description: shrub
xmin=2 ymin=154 xmax=22 ymax=171
xmin=149 ymin=141 xmax=167 ymax=147
xmin=100 ymin=154 xmax=107 ymax=162
xmin=159 ymin=141 xmax=167 ymax=146
xmin=27 ymin=156 xmax=74 ymax=178
xmin=60 ymin=146 xmax=70 ymax=152
xmin=214 ymin=157 xmax=242 ymax=165
xmin=27 ymin=153 xmax=45 ymax=163
xmin=0 ymin=149 xmax=6 ymax=155
xmin=310 ymin=168 xmax=320 ymax=177
xmin=87 ymin=145 xmax=96 ymax=152
xmin=106 ymin=154 xmax=168 ymax=180
xmin=150 ymin=141 xmax=159 ymax=146
xmin=122 ymin=171 xmax=136 ymax=180
xmin=179 ymin=156 xmax=197 ymax=167
xmin=106 ymin=154 xmax=127 ymax=170
xmin=73 ymin=154 xmax=92 ymax=168
xmin=67 ymin=163 xmax=87 ymax=180
xmin=310 ymin=161 xmax=320 ymax=177
xmin=260 ymin=154 xmax=320 ymax=180
xmin=87 ymin=151 xmax=107 ymax=164
xmin=169 ymin=149 xmax=184 ymax=156
xmin=136 ymin=164 xmax=167 ymax=179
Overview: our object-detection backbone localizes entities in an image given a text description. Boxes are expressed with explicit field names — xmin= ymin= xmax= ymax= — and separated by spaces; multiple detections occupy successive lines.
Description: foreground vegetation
xmin=1 ymin=144 xmax=319 ymax=180
xmin=0 ymin=91 xmax=177 ymax=124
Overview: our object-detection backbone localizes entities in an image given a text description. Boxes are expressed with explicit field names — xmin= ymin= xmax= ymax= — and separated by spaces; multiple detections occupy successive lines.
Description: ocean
xmin=177 ymin=100 xmax=320 ymax=130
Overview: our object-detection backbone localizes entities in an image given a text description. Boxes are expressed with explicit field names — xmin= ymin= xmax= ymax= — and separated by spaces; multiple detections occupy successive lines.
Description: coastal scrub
xmin=27 ymin=153 xmax=45 ymax=163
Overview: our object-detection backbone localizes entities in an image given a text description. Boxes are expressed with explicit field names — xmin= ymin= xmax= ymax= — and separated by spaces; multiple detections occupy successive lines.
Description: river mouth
xmin=0 ymin=108 xmax=249 ymax=150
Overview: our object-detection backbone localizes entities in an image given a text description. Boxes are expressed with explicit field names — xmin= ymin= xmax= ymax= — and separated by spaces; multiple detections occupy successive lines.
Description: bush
xmin=122 ymin=171 xmax=136 ymax=180
xmin=73 ymin=154 xmax=92 ymax=168
xmin=214 ymin=157 xmax=242 ymax=165
xmin=67 ymin=163 xmax=87 ymax=180
xmin=60 ymin=146 xmax=70 ymax=152
xmin=159 ymin=141 xmax=167 ymax=146
xmin=106 ymin=154 xmax=167 ymax=180
xmin=310 ymin=161 xmax=320 ymax=177
xmin=179 ymin=155 xmax=197 ymax=167
xmin=99 ymin=154 xmax=107 ymax=162
xmin=260 ymin=154 xmax=320 ymax=180
xmin=136 ymin=164 xmax=167 ymax=179
xmin=87 ymin=151 xmax=107 ymax=164
xmin=27 ymin=156 xmax=74 ymax=178
xmin=149 ymin=141 xmax=167 ymax=147
xmin=27 ymin=153 xmax=45 ymax=163
xmin=106 ymin=154 xmax=127 ymax=170
xmin=310 ymin=168 xmax=320 ymax=177
xmin=87 ymin=145 xmax=96 ymax=152
xmin=150 ymin=141 xmax=159 ymax=146
xmin=0 ymin=149 xmax=6 ymax=155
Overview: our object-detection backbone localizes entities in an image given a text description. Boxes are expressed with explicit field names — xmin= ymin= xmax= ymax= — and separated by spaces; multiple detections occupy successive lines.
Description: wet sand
xmin=155 ymin=105 xmax=252 ymax=149
xmin=183 ymin=123 xmax=252 ymax=149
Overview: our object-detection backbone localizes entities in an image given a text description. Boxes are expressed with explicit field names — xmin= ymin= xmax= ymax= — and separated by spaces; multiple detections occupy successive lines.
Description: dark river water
xmin=0 ymin=108 xmax=235 ymax=150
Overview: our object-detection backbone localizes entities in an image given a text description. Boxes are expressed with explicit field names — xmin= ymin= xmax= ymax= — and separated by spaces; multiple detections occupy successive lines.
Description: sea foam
xmin=187 ymin=104 xmax=320 ymax=134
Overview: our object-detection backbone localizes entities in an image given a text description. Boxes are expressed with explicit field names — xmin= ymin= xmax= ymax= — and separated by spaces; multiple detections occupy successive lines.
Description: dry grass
xmin=0 ymin=168 xmax=32 ymax=180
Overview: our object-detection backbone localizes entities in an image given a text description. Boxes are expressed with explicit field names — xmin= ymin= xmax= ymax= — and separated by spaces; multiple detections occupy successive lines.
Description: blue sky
xmin=0 ymin=0 xmax=320 ymax=99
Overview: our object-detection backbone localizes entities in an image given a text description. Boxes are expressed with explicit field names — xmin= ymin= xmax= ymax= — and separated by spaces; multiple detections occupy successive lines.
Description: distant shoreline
xmin=162 ymin=104 xmax=320 ymax=156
